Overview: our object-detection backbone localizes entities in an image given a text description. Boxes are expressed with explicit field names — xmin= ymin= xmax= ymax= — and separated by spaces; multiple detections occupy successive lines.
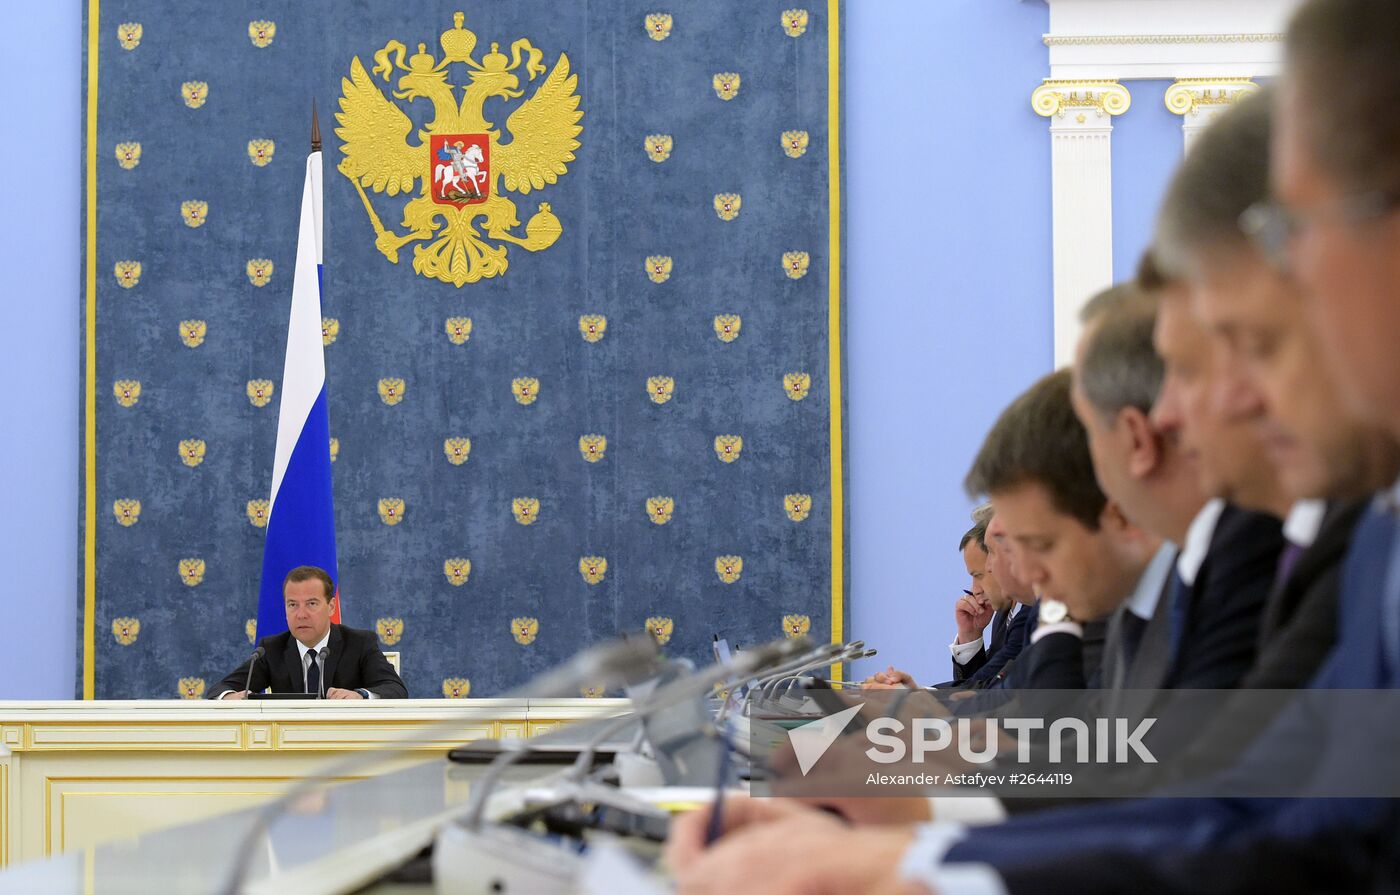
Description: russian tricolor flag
xmin=255 ymin=150 xmax=340 ymax=638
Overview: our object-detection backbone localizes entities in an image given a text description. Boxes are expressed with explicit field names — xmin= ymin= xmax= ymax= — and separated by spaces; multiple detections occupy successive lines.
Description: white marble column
xmin=1032 ymin=80 xmax=1132 ymax=368
xmin=1165 ymin=78 xmax=1259 ymax=153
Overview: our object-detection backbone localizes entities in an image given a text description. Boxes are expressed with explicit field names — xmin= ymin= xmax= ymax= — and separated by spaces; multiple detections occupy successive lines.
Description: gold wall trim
xmin=1043 ymin=32 xmax=1283 ymax=47
xmin=826 ymin=0 xmax=846 ymax=673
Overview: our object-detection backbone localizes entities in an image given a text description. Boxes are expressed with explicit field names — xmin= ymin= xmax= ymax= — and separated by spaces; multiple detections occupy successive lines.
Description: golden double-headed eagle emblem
xmin=336 ymin=12 xmax=584 ymax=287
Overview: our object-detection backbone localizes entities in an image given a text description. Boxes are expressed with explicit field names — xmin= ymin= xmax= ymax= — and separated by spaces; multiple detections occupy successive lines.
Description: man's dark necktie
xmin=306 ymin=647 xmax=321 ymax=697
xmin=1165 ymin=572 xmax=1191 ymax=676
xmin=989 ymin=610 xmax=1010 ymax=655
xmin=1118 ymin=610 xmax=1150 ymax=675
xmin=1276 ymin=541 xmax=1306 ymax=587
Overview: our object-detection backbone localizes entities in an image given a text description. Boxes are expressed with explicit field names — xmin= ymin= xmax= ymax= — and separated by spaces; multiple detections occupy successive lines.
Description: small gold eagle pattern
xmin=783 ymin=614 xmax=812 ymax=638
xmin=783 ymin=251 xmax=810 ymax=279
xmin=714 ymin=434 xmax=744 ymax=463
xmin=647 ymin=496 xmax=675 ymax=525
xmin=117 ymin=22 xmax=143 ymax=50
xmin=645 ymin=255 xmax=673 ymax=284
xmin=579 ymin=556 xmax=608 ymax=585
xmin=580 ymin=685 xmax=606 ymax=698
xmin=246 ymin=499 xmax=270 ymax=527
xmin=442 ymin=678 xmax=472 ymax=698
xmin=644 ymin=134 xmax=673 ymax=163
xmin=112 ymin=617 xmax=140 ymax=646
xmin=781 ymin=9 xmax=810 ymax=37
xmin=712 ymin=72 xmax=741 ymax=101
xmin=246 ymin=139 xmax=275 ymax=166
xmin=512 ymin=377 xmax=541 ymax=405
xmin=378 ymin=498 xmax=406 ymax=525
xmin=112 ymin=499 xmax=142 ymax=526
xmin=113 ymin=380 xmax=142 ymax=407
xmin=246 ymin=619 xmax=257 ymax=644
xmin=782 ymin=130 xmax=810 ymax=158
xmin=579 ymin=315 xmax=607 ymax=342
xmin=512 ymin=497 xmax=541 ymax=525
xmin=445 ymin=317 xmax=473 ymax=345
xmin=115 ymin=142 xmax=142 ymax=169
xmin=579 ymin=434 xmax=607 ymax=462
xmin=645 ymin=616 xmax=674 ymax=645
xmin=178 ymin=677 xmax=206 ymax=699
xmin=321 ymin=318 xmax=339 ymax=345
xmin=645 ymin=13 xmax=673 ymax=41
xmin=180 ymin=82 xmax=208 ymax=109
xmin=246 ymin=258 xmax=273 ymax=286
xmin=714 ymin=315 xmax=741 ymax=342
xmin=444 ymin=437 xmax=472 ymax=465
xmin=511 ymin=617 xmax=540 ymax=645
xmin=647 ymin=376 xmax=675 ymax=405
xmin=784 ymin=493 xmax=813 ymax=522
xmin=784 ymin=372 xmax=811 ymax=400
xmin=248 ymin=21 xmax=276 ymax=48
xmin=178 ymin=557 xmax=206 ymax=586
xmin=714 ymin=193 xmax=741 ymax=221
xmin=376 ymin=618 xmax=404 ymax=646
xmin=329 ymin=437 xmax=340 ymax=462
xmin=179 ymin=320 xmax=207 ymax=348
xmin=443 ymin=557 xmax=472 ymax=586
xmin=246 ymin=379 xmax=274 ymax=407
xmin=114 ymin=261 xmax=142 ymax=288
xmin=715 ymin=555 xmax=744 ymax=584
xmin=179 ymin=438 xmax=207 ymax=467
xmin=378 ymin=378 xmax=406 ymax=405
xmin=180 ymin=199 xmax=208 ymax=228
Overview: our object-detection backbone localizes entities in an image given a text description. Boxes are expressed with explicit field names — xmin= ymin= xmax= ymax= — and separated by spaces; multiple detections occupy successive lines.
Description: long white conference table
xmin=0 ymin=697 xmax=632 ymax=890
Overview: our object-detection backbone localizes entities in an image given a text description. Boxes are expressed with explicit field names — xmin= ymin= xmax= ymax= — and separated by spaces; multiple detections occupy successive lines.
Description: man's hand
xmin=954 ymin=595 xmax=994 ymax=643
xmin=669 ymin=804 xmax=925 ymax=895
xmin=220 ymin=690 xmax=249 ymax=700
xmin=863 ymin=665 xmax=917 ymax=689
xmin=325 ymin=687 xmax=364 ymax=700
xmin=666 ymin=794 xmax=814 ymax=873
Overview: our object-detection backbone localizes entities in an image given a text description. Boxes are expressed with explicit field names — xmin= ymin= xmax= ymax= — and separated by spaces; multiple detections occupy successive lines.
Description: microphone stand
xmin=243 ymin=646 xmax=265 ymax=696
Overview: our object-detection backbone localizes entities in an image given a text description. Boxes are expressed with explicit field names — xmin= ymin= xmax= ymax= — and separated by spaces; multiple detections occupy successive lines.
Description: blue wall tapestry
xmin=80 ymin=0 xmax=845 ymax=699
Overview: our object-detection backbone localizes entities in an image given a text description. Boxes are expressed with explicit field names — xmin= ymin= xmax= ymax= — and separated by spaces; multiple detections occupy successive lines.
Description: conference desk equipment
xmin=0 ymin=634 xmax=848 ymax=893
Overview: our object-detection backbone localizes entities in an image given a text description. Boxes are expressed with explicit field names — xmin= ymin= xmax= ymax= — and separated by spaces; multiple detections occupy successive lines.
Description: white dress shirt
xmin=296 ymin=631 xmax=331 ymax=696
xmin=950 ymin=603 xmax=1023 ymax=665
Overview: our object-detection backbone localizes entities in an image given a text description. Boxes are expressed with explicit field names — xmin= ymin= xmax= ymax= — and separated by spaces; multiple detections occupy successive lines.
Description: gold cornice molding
xmin=1164 ymin=78 xmax=1260 ymax=116
xmin=1044 ymin=33 xmax=1283 ymax=47
xmin=1032 ymin=80 xmax=1132 ymax=118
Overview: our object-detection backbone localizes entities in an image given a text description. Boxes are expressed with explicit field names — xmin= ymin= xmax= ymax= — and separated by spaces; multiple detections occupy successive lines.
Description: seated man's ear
xmin=1121 ymin=407 xmax=1162 ymax=479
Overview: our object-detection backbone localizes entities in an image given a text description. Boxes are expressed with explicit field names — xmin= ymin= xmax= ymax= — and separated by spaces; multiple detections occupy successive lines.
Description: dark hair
xmin=284 ymin=566 xmax=335 ymax=601
xmin=1135 ymin=249 xmax=1171 ymax=293
xmin=960 ymin=521 xmax=989 ymax=554
xmin=965 ymin=369 xmax=1107 ymax=530
xmin=1287 ymin=0 xmax=1400 ymax=193
xmin=1154 ymin=88 xmax=1273 ymax=278
xmin=1077 ymin=285 xmax=1163 ymax=418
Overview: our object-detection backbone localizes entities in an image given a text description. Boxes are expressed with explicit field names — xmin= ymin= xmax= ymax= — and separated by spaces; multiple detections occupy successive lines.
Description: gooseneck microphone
xmin=243 ymin=646 xmax=266 ymax=696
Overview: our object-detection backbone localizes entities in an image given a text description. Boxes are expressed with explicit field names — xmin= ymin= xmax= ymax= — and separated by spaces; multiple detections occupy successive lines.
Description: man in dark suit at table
xmin=209 ymin=566 xmax=408 ymax=700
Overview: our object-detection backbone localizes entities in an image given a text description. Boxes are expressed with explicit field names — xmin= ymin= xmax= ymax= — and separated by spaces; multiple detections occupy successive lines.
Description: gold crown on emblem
xmin=647 ymin=376 xmax=675 ymax=405
xmin=246 ymin=499 xmax=270 ymax=528
xmin=511 ymin=617 xmax=540 ymax=645
xmin=247 ymin=139 xmax=275 ymax=166
xmin=445 ymin=317 xmax=473 ymax=345
xmin=376 ymin=618 xmax=404 ymax=645
xmin=579 ymin=314 xmax=607 ymax=342
xmin=783 ymin=614 xmax=812 ymax=638
xmin=178 ymin=677 xmax=206 ymax=699
xmin=443 ymin=557 xmax=472 ymax=585
xmin=179 ymin=320 xmax=207 ymax=348
xmin=113 ymin=499 xmax=142 ymax=526
xmin=644 ymin=134 xmax=673 ymax=163
xmin=714 ymin=314 xmax=741 ymax=342
xmin=646 ymin=496 xmax=674 ymax=525
xmin=444 ymin=437 xmax=472 ymax=465
xmin=579 ymin=556 xmax=608 ymax=585
xmin=512 ymin=377 xmax=540 ymax=405
xmin=180 ymin=200 xmax=208 ymax=228
xmin=713 ymin=193 xmax=741 ymax=221
xmin=783 ymin=250 xmax=810 ymax=279
xmin=512 ymin=497 xmax=541 ymax=525
xmin=181 ymin=82 xmax=208 ymax=109
xmin=178 ymin=558 xmax=206 ymax=587
xmin=248 ymin=20 xmax=276 ymax=48
xmin=645 ymin=616 xmax=674 ymax=645
xmin=113 ymin=379 xmax=142 ymax=407
xmin=246 ymin=379 xmax=275 ymax=408
xmin=378 ymin=378 xmax=406 ymax=405
xmin=714 ymin=434 xmax=744 ymax=463
xmin=579 ymin=434 xmax=607 ymax=463
xmin=114 ymin=260 xmax=142 ymax=288
xmin=179 ymin=438 xmax=207 ymax=468
xmin=784 ymin=493 xmax=813 ymax=522
xmin=246 ymin=258 xmax=274 ymax=286
xmin=715 ymin=555 xmax=744 ymax=585
xmin=644 ymin=13 xmax=673 ymax=41
xmin=442 ymin=677 xmax=472 ymax=698
xmin=784 ymin=372 xmax=811 ymax=401
xmin=378 ymin=498 xmax=406 ymax=525
xmin=712 ymin=72 xmax=740 ymax=101
xmin=645 ymin=255 xmax=672 ymax=284
xmin=117 ymin=22 xmax=142 ymax=50
xmin=782 ymin=130 xmax=810 ymax=158
xmin=781 ymin=9 xmax=810 ymax=37
xmin=321 ymin=317 xmax=339 ymax=345
xmin=115 ymin=142 xmax=142 ymax=169
xmin=112 ymin=617 xmax=141 ymax=646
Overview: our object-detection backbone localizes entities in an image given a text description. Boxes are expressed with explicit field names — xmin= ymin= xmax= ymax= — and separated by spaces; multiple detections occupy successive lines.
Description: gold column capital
xmin=1032 ymin=79 xmax=1132 ymax=119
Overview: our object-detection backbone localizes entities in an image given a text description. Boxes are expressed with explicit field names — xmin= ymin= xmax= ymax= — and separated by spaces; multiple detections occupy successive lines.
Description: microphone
xmin=757 ymin=641 xmax=865 ymax=700
xmin=217 ymin=635 xmax=666 ymax=895
xmin=243 ymin=646 xmax=265 ymax=696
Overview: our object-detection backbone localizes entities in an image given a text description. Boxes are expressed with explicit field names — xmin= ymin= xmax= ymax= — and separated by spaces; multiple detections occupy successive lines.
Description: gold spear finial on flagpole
xmin=311 ymin=101 xmax=322 ymax=153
